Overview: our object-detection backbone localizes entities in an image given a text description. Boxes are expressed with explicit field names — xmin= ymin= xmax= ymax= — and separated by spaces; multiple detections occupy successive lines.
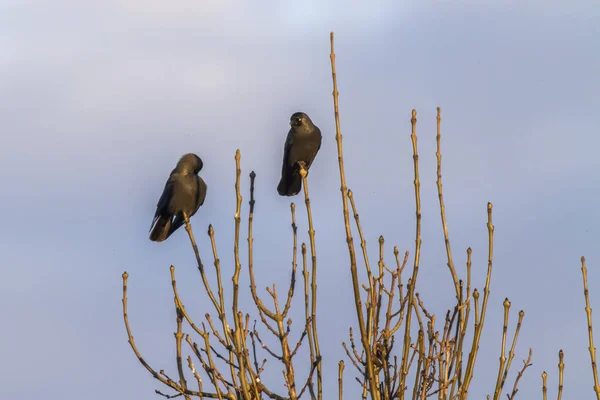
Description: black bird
xmin=277 ymin=112 xmax=322 ymax=196
xmin=149 ymin=153 xmax=207 ymax=242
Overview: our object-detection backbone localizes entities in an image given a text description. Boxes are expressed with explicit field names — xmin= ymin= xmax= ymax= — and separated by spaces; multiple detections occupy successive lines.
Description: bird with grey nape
xmin=277 ymin=112 xmax=322 ymax=197
xmin=149 ymin=153 xmax=207 ymax=242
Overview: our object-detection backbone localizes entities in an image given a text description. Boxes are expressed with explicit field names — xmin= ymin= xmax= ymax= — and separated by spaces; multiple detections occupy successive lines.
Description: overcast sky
xmin=1 ymin=1 xmax=600 ymax=399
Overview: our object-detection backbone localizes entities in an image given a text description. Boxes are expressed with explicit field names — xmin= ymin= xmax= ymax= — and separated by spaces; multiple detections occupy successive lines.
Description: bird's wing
xmin=313 ymin=127 xmax=323 ymax=161
xmin=316 ymin=127 xmax=322 ymax=152
xmin=150 ymin=175 xmax=176 ymax=231
xmin=281 ymin=129 xmax=294 ymax=170
xmin=197 ymin=176 xmax=207 ymax=207
xmin=305 ymin=127 xmax=322 ymax=170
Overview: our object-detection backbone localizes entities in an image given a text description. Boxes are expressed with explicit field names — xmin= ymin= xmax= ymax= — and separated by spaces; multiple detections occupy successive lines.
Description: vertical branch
xmin=339 ymin=360 xmax=345 ymax=400
xmin=232 ymin=149 xmax=244 ymax=315
xmin=206 ymin=225 xmax=240 ymax=389
xmin=247 ymin=175 xmax=278 ymax=321
xmin=492 ymin=298 xmax=510 ymax=400
xmin=174 ymin=307 xmax=190 ymax=399
xmin=459 ymin=203 xmax=495 ymax=399
xmin=435 ymin=107 xmax=460 ymax=300
xmin=500 ymin=310 xmax=525 ymax=391
xmin=200 ymin=329 xmax=227 ymax=400
xmin=400 ymin=109 xmax=422 ymax=400
xmin=348 ymin=190 xmax=375 ymax=345
xmin=375 ymin=236 xmax=385 ymax=341
xmin=300 ymin=164 xmax=323 ymax=399
xmin=329 ymin=31 xmax=379 ymax=400
xmin=283 ymin=202 xmax=298 ymax=317
xmin=542 ymin=371 xmax=548 ymax=400
xmin=347 ymin=189 xmax=378 ymax=388
xmin=450 ymin=248 xmax=473 ymax=398
xmin=231 ymin=149 xmax=252 ymax=398
xmin=187 ymin=356 xmax=205 ymax=400
xmin=581 ymin=256 xmax=600 ymax=399
xmin=303 ymin=243 xmax=317 ymax=366
xmin=242 ymin=172 xmax=263 ymax=400
xmin=557 ymin=350 xmax=564 ymax=400
xmin=348 ymin=189 xmax=374 ymax=285
xmin=270 ymin=285 xmax=298 ymax=399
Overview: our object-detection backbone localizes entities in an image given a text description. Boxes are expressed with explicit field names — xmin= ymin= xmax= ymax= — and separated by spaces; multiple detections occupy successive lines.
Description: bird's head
xmin=177 ymin=153 xmax=204 ymax=174
xmin=290 ymin=112 xmax=310 ymax=128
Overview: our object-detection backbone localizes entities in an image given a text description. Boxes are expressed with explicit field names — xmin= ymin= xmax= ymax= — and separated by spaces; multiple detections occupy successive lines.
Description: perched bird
xmin=277 ymin=112 xmax=322 ymax=196
xmin=149 ymin=153 xmax=207 ymax=242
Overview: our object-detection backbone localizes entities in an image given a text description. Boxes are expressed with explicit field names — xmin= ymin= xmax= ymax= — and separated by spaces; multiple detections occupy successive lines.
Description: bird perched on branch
xmin=277 ymin=112 xmax=322 ymax=196
xmin=149 ymin=153 xmax=207 ymax=242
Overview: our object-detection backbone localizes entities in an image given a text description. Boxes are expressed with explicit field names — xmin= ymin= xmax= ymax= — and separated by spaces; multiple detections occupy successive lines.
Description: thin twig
xmin=506 ymin=348 xmax=532 ymax=400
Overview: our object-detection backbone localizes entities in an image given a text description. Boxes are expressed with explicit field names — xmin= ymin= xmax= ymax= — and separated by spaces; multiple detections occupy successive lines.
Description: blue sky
xmin=1 ymin=0 xmax=600 ymax=398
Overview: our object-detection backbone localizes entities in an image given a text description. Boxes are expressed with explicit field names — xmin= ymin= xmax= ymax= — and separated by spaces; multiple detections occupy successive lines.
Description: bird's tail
xmin=277 ymin=165 xmax=302 ymax=196
xmin=149 ymin=215 xmax=172 ymax=242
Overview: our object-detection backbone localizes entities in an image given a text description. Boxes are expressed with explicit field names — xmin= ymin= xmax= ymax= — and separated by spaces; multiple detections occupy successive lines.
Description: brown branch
xmin=339 ymin=361 xmax=345 ymax=400
xmin=174 ymin=307 xmax=189 ymax=397
xmin=449 ymin=249 xmax=473 ymax=399
xmin=182 ymin=212 xmax=241 ymax=394
xmin=541 ymin=371 xmax=547 ymax=400
xmin=557 ymin=349 xmax=564 ymax=400
xmin=200 ymin=329 xmax=231 ymax=399
xmin=581 ymin=256 xmax=600 ymax=399
xmin=459 ymin=203 xmax=495 ymax=399
xmin=247 ymin=173 xmax=278 ymax=321
xmin=506 ymin=348 xmax=532 ymax=400
xmin=283 ymin=202 xmax=298 ymax=318
xmin=187 ymin=356 xmax=205 ymax=400
xmin=206 ymin=225 xmax=239 ymax=388
xmin=302 ymin=243 xmax=317 ymax=367
xmin=435 ymin=106 xmax=461 ymax=301
xmin=329 ymin=31 xmax=379 ymax=400
xmin=347 ymin=188 xmax=377 ymax=378
xmin=230 ymin=150 xmax=252 ymax=398
xmin=299 ymin=162 xmax=322 ymax=399
xmin=400 ymin=109 xmax=422 ymax=400
xmin=500 ymin=310 xmax=525 ymax=393
xmin=493 ymin=298 xmax=511 ymax=400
